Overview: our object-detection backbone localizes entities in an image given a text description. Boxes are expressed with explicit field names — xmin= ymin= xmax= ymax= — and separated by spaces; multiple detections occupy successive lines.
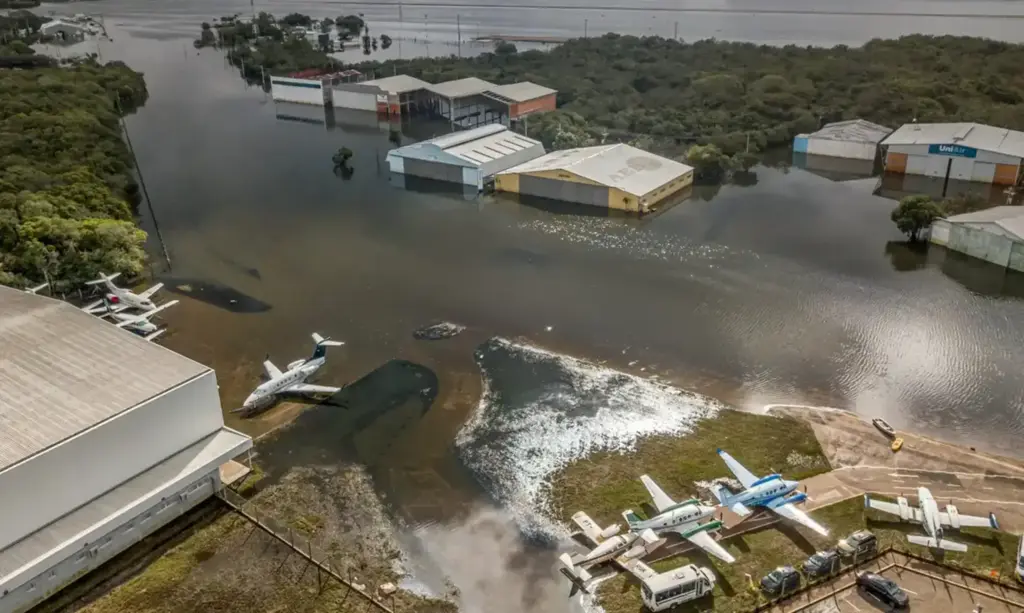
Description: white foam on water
xmin=456 ymin=338 xmax=724 ymax=536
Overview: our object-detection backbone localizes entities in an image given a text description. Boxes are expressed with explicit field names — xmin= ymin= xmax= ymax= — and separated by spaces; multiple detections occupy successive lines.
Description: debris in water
xmin=413 ymin=321 xmax=465 ymax=341
xmin=628 ymin=360 xmax=639 ymax=367
xmin=544 ymin=325 xmax=553 ymax=332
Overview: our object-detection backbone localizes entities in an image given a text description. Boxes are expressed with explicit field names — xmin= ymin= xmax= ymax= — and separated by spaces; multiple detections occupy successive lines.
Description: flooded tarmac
xmin=34 ymin=5 xmax=1024 ymax=610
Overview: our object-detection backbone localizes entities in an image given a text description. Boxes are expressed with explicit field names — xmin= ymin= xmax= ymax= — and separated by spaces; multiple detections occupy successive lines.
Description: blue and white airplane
xmin=711 ymin=449 xmax=829 ymax=537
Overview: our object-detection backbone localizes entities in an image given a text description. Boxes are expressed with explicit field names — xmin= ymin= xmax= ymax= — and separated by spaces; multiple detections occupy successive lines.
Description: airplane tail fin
xmin=621 ymin=509 xmax=643 ymax=530
xmin=310 ymin=333 xmax=345 ymax=360
xmin=557 ymin=553 xmax=593 ymax=597
xmin=85 ymin=272 xmax=120 ymax=286
xmin=711 ymin=483 xmax=732 ymax=506
xmin=907 ymin=534 xmax=968 ymax=552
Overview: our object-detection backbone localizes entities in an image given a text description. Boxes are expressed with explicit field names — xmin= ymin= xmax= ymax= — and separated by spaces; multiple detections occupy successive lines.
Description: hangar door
xmin=403 ymin=159 xmax=467 ymax=185
xmin=519 ymin=175 xmax=608 ymax=207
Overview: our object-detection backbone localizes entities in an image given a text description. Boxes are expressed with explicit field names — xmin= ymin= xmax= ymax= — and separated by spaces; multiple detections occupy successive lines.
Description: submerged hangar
xmin=0 ymin=287 xmax=252 ymax=613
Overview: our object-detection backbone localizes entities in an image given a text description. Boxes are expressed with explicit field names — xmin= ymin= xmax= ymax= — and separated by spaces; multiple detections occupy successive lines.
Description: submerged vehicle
xmin=856 ymin=572 xmax=910 ymax=608
xmin=891 ymin=437 xmax=904 ymax=452
xmin=760 ymin=566 xmax=800 ymax=597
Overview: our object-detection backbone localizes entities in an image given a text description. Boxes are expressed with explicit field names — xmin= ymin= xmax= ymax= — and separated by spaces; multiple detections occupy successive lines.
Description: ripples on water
xmin=455 ymin=337 xmax=724 ymax=535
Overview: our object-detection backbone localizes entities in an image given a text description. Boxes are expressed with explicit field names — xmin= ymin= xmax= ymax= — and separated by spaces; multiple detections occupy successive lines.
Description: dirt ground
xmin=77 ymin=465 xmax=456 ymax=613
xmin=767 ymin=405 xmax=1024 ymax=477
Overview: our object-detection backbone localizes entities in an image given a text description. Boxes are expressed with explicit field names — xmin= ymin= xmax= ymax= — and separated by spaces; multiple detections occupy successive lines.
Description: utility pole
xmin=398 ymin=2 xmax=403 ymax=60
xmin=457 ymin=13 xmax=461 ymax=57
xmin=674 ymin=21 xmax=678 ymax=40
xmin=584 ymin=18 xmax=588 ymax=38
xmin=115 ymin=97 xmax=170 ymax=270
xmin=424 ymin=13 xmax=429 ymax=57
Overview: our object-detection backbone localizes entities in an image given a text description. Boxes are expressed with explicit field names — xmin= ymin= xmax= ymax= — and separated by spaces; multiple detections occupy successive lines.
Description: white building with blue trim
xmin=881 ymin=122 xmax=1024 ymax=186
xmin=793 ymin=119 xmax=891 ymax=161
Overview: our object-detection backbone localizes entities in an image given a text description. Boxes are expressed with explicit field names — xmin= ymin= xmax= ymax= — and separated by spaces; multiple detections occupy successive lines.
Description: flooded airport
xmin=30 ymin=1 xmax=1024 ymax=610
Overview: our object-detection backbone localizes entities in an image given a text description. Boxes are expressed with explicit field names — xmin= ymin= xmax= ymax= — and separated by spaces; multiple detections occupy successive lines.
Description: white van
xmin=640 ymin=564 xmax=716 ymax=611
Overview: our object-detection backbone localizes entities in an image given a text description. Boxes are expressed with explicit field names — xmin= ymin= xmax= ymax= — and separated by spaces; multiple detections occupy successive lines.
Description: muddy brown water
xmin=35 ymin=7 xmax=1024 ymax=609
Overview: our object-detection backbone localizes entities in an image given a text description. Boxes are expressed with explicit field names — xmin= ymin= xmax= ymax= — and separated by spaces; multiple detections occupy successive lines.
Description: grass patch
xmin=234 ymin=464 xmax=265 ymax=496
xmin=84 ymin=513 xmax=246 ymax=613
xmin=591 ymin=496 xmax=1017 ymax=613
xmin=548 ymin=409 xmax=830 ymax=527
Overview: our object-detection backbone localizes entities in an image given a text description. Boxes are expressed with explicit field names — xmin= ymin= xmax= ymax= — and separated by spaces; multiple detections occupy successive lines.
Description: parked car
xmin=802 ymin=549 xmax=841 ymax=578
xmin=1016 ymin=533 xmax=1024 ymax=582
xmin=856 ymin=572 xmax=910 ymax=608
xmin=760 ymin=566 xmax=801 ymax=597
xmin=837 ymin=530 xmax=878 ymax=559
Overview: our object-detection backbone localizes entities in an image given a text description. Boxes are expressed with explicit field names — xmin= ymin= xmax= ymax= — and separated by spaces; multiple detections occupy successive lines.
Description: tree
xmin=332 ymin=147 xmax=353 ymax=168
xmin=380 ymin=34 xmax=392 ymax=49
xmin=281 ymin=13 xmax=312 ymax=28
xmin=891 ymin=195 xmax=944 ymax=242
xmin=335 ymin=14 xmax=364 ymax=36
xmin=685 ymin=144 xmax=731 ymax=183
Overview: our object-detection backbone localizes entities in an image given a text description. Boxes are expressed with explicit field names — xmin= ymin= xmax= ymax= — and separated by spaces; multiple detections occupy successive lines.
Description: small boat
xmin=891 ymin=437 xmax=904 ymax=453
xmin=872 ymin=418 xmax=896 ymax=438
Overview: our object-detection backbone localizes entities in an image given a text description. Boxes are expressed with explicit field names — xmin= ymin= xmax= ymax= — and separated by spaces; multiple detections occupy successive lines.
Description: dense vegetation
xmin=0 ymin=32 xmax=149 ymax=290
xmin=353 ymin=34 xmax=1024 ymax=158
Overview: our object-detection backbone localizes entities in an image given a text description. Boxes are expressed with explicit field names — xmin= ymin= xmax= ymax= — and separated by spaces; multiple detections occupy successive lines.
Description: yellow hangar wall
xmin=496 ymin=168 xmax=693 ymax=212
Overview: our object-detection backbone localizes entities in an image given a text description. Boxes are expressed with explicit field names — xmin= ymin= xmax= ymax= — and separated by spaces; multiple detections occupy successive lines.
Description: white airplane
xmin=235 ymin=333 xmax=344 ymax=414
xmin=865 ymin=488 xmax=999 ymax=552
xmin=622 ymin=474 xmax=735 ymax=564
xmin=82 ymin=272 xmax=163 ymax=315
xmin=711 ymin=449 xmax=829 ymax=537
xmin=108 ymin=299 xmax=179 ymax=341
xmin=558 ymin=511 xmax=666 ymax=596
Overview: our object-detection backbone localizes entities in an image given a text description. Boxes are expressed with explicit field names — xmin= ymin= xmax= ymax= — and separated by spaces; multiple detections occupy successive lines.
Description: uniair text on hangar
xmin=881 ymin=122 xmax=1024 ymax=186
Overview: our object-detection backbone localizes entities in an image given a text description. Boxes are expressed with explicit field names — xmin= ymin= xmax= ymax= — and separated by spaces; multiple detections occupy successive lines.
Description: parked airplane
xmin=711 ymin=449 xmax=829 ymax=537
xmin=108 ymin=299 xmax=179 ymax=341
xmin=865 ymin=488 xmax=999 ymax=552
xmin=558 ymin=511 xmax=666 ymax=596
xmin=81 ymin=272 xmax=163 ymax=315
xmin=235 ymin=333 xmax=344 ymax=414
xmin=622 ymin=475 xmax=735 ymax=564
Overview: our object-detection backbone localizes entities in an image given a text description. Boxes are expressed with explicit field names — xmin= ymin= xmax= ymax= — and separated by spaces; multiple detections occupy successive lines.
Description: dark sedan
xmin=856 ymin=572 xmax=910 ymax=608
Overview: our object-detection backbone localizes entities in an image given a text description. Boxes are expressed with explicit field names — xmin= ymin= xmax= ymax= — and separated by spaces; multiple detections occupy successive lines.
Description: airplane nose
xmin=243 ymin=393 xmax=258 ymax=407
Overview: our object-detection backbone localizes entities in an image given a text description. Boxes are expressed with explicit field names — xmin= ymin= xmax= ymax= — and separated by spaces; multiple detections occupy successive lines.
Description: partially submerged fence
xmin=216 ymin=487 xmax=396 ymax=613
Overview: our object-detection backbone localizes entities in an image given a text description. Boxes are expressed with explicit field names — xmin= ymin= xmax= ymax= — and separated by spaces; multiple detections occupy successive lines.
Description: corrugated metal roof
xmin=0 ymin=288 xmax=209 ymax=471
xmin=426 ymin=77 xmax=495 ymax=99
xmin=881 ymin=122 xmax=1024 ymax=158
xmin=447 ymin=130 xmax=545 ymax=176
xmin=484 ymin=82 xmax=557 ymax=103
xmin=361 ymin=74 xmax=430 ymax=94
xmin=499 ymin=144 xmax=694 ymax=198
xmin=802 ymin=119 xmax=892 ymax=144
xmin=945 ymin=205 xmax=1024 ymax=223
xmin=0 ymin=428 xmax=251 ymax=583
xmin=388 ymin=125 xmax=544 ymax=172
xmin=996 ymin=216 xmax=1024 ymax=240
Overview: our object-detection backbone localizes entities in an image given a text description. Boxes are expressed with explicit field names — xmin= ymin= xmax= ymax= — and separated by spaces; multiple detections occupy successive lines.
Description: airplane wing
xmin=81 ymin=299 xmax=106 ymax=314
xmin=285 ymin=383 xmax=341 ymax=395
xmin=640 ymin=475 xmax=676 ymax=514
xmin=262 ymin=359 xmax=283 ymax=380
xmin=716 ymin=449 xmax=759 ymax=489
xmin=572 ymin=511 xmax=607 ymax=545
xmin=115 ymin=301 xmax=178 ymax=328
xmin=940 ymin=511 xmax=999 ymax=530
xmin=618 ymin=557 xmax=658 ymax=582
xmin=682 ymin=529 xmax=736 ymax=564
xmin=769 ymin=500 xmax=829 ymax=536
xmin=865 ymin=496 xmax=923 ymax=522
xmin=143 ymin=329 xmax=165 ymax=342
xmin=138 ymin=282 xmax=164 ymax=299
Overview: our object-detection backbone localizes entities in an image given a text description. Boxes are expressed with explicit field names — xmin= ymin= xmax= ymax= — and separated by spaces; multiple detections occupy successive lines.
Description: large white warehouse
xmin=386 ymin=124 xmax=545 ymax=190
xmin=881 ymin=122 xmax=1024 ymax=185
xmin=0 ymin=287 xmax=252 ymax=613
xmin=793 ymin=119 xmax=891 ymax=161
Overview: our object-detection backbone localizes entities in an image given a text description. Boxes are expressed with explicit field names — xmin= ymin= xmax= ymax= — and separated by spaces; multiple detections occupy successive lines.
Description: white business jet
xmin=558 ymin=510 xmax=666 ymax=596
xmin=865 ymin=487 xmax=999 ymax=552
xmin=712 ymin=449 xmax=829 ymax=537
xmin=81 ymin=272 xmax=164 ymax=315
xmin=622 ymin=474 xmax=735 ymax=563
xmin=235 ymin=333 xmax=344 ymax=414
xmin=107 ymin=299 xmax=179 ymax=341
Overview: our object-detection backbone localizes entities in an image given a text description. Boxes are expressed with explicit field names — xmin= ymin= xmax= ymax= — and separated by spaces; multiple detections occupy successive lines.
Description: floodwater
xmin=37 ymin=2 xmax=1024 ymax=609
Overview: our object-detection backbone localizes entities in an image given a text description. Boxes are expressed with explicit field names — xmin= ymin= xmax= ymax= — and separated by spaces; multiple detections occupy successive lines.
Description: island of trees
xmin=1 ymin=22 xmax=149 ymax=290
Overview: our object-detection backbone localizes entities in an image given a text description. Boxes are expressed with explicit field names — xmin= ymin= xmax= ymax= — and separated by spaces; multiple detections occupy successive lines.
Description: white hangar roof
xmin=500 ymin=143 xmax=694 ymax=198
xmin=882 ymin=122 xmax=1024 ymax=158
xmin=0 ymin=287 xmax=209 ymax=471
xmin=801 ymin=119 xmax=892 ymax=144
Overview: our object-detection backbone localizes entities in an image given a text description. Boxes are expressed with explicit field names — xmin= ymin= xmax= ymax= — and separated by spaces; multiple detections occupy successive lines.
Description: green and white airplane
xmin=622 ymin=475 xmax=735 ymax=564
